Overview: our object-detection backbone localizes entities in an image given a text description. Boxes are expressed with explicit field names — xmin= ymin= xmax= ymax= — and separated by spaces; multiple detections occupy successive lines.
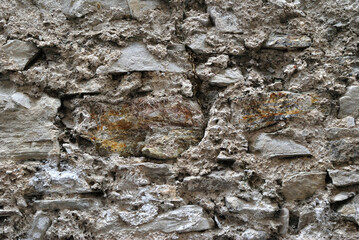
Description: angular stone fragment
xmin=252 ymin=133 xmax=311 ymax=159
xmin=209 ymin=68 xmax=244 ymax=87
xmin=242 ymin=229 xmax=269 ymax=240
xmin=128 ymin=0 xmax=162 ymax=19
xmin=0 ymin=40 xmax=39 ymax=71
xmin=29 ymin=167 xmax=91 ymax=194
xmin=207 ymin=6 xmax=241 ymax=33
xmin=119 ymin=203 xmax=158 ymax=226
xmin=328 ymin=170 xmax=359 ymax=187
xmin=187 ymin=34 xmax=211 ymax=54
xmin=338 ymin=86 xmax=359 ymax=118
xmin=337 ymin=194 xmax=359 ymax=225
xmin=281 ymin=172 xmax=326 ymax=200
xmin=62 ymin=0 xmax=130 ymax=18
xmin=0 ymin=209 xmax=22 ymax=217
xmin=326 ymin=128 xmax=359 ymax=140
xmin=0 ymin=82 xmax=61 ymax=160
xmin=328 ymin=140 xmax=359 ymax=164
xmin=26 ymin=211 xmax=51 ymax=240
xmin=264 ymin=34 xmax=311 ymax=50
xmin=78 ymin=95 xmax=204 ymax=159
xmin=96 ymin=42 xmax=187 ymax=74
xmin=331 ymin=192 xmax=355 ymax=202
xmin=225 ymin=196 xmax=278 ymax=219
xmin=139 ymin=205 xmax=214 ymax=233
xmin=33 ymin=199 xmax=101 ymax=210
xmin=231 ymin=91 xmax=317 ymax=130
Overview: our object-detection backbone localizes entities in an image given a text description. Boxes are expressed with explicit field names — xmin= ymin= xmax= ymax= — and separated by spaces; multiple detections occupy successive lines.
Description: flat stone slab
xmin=96 ymin=42 xmax=188 ymax=74
xmin=33 ymin=199 xmax=101 ymax=210
xmin=281 ymin=172 xmax=326 ymax=200
xmin=0 ymin=40 xmax=39 ymax=71
xmin=338 ymin=86 xmax=359 ymax=118
xmin=338 ymin=194 xmax=359 ymax=225
xmin=252 ymin=133 xmax=311 ymax=159
xmin=328 ymin=170 xmax=359 ymax=187
xmin=231 ymin=91 xmax=317 ymax=131
xmin=139 ymin=205 xmax=214 ymax=233
xmin=209 ymin=68 xmax=244 ymax=87
xmin=0 ymin=82 xmax=60 ymax=160
xmin=264 ymin=34 xmax=311 ymax=50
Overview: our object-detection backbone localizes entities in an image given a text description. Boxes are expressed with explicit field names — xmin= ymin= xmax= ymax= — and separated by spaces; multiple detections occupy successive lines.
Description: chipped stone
xmin=0 ymin=40 xmax=39 ymax=71
xmin=264 ymin=34 xmax=311 ymax=50
xmin=0 ymin=209 xmax=22 ymax=217
xmin=281 ymin=172 xmax=326 ymax=200
xmin=33 ymin=199 xmax=101 ymax=210
xmin=139 ymin=205 xmax=214 ymax=233
xmin=337 ymin=194 xmax=359 ymax=225
xmin=331 ymin=192 xmax=355 ymax=202
xmin=26 ymin=211 xmax=51 ymax=240
xmin=128 ymin=0 xmax=162 ymax=19
xmin=209 ymin=68 xmax=244 ymax=87
xmin=328 ymin=170 xmax=359 ymax=187
xmin=207 ymin=6 xmax=241 ymax=33
xmin=242 ymin=229 xmax=269 ymax=240
xmin=96 ymin=42 xmax=188 ymax=74
xmin=252 ymin=133 xmax=311 ymax=159
xmin=338 ymin=86 xmax=359 ymax=118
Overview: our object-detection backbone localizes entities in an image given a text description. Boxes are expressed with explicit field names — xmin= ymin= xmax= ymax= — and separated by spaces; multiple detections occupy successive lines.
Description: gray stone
xmin=0 ymin=40 xmax=39 ymax=71
xmin=264 ymin=34 xmax=311 ymax=50
xmin=62 ymin=0 xmax=130 ymax=18
xmin=207 ymin=6 xmax=241 ymax=33
xmin=326 ymin=128 xmax=359 ymax=140
xmin=338 ymin=194 xmax=359 ymax=225
xmin=0 ymin=209 xmax=22 ymax=217
xmin=127 ymin=0 xmax=162 ymax=19
xmin=328 ymin=140 xmax=359 ymax=164
xmin=33 ymin=199 xmax=101 ymax=210
xmin=225 ymin=196 xmax=278 ymax=219
xmin=281 ymin=172 xmax=326 ymax=201
xmin=209 ymin=68 xmax=244 ymax=87
xmin=187 ymin=34 xmax=212 ymax=54
xmin=139 ymin=205 xmax=214 ymax=233
xmin=328 ymin=170 xmax=359 ymax=187
xmin=331 ymin=192 xmax=355 ymax=202
xmin=29 ymin=166 xmax=91 ymax=194
xmin=242 ymin=229 xmax=269 ymax=240
xmin=279 ymin=208 xmax=289 ymax=236
xmin=252 ymin=133 xmax=311 ymax=159
xmin=96 ymin=42 xmax=187 ymax=74
xmin=26 ymin=211 xmax=51 ymax=240
xmin=338 ymin=86 xmax=359 ymax=118
xmin=119 ymin=203 xmax=158 ymax=226
xmin=0 ymin=82 xmax=60 ymax=160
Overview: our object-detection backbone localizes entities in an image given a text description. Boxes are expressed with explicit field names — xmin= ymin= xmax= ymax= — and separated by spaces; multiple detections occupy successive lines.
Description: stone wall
xmin=1 ymin=0 xmax=359 ymax=239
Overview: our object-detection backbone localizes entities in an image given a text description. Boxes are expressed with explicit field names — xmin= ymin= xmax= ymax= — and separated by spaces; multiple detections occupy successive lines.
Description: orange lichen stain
xmin=100 ymin=139 xmax=127 ymax=152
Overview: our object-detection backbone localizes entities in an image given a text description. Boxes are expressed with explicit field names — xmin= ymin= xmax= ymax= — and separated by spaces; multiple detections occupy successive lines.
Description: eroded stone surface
xmin=0 ymin=82 xmax=60 ymax=160
xmin=26 ymin=211 xmax=51 ymax=240
xmin=264 ymin=34 xmax=312 ymax=50
xmin=328 ymin=170 xmax=359 ymax=187
xmin=337 ymin=194 xmax=359 ymax=225
xmin=0 ymin=40 xmax=38 ymax=71
xmin=252 ymin=133 xmax=311 ymax=159
xmin=338 ymin=86 xmax=359 ymax=118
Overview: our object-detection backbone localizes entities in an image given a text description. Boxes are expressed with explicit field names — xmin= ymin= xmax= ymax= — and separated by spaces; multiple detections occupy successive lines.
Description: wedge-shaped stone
xmin=209 ymin=68 xmax=244 ymax=87
xmin=33 ymin=199 xmax=101 ymax=210
xmin=281 ymin=172 xmax=326 ymax=200
xmin=0 ymin=40 xmax=39 ymax=71
xmin=231 ymin=91 xmax=316 ymax=131
xmin=328 ymin=170 xmax=359 ymax=187
xmin=338 ymin=194 xmax=359 ymax=225
xmin=139 ymin=205 xmax=214 ymax=233
xmin=0 ymin=82 xmax=60 ymax=160
xmin=264 ymin=34 xmax=311 ymax=50
xmin=252 ymin=133 xmax=311 ymax=159
xmin=338 ymin=86 xmax=359 ymax=118
xmin=96 ymin=42 xmax=187 ymax=74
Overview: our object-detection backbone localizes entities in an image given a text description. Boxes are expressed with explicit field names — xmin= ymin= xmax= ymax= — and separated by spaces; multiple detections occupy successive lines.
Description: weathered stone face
xmin=264 ymin=34 xmax=312 ymax=50
xmin=0 ymin=82 xmax=60 ymax=160
xmin=231 ymin=91 xmax=317 ymax=131
xmin=77 ymin=95 xmax=204 ymax=159
xmin=338 ymin=86 xmax=359 ymax=118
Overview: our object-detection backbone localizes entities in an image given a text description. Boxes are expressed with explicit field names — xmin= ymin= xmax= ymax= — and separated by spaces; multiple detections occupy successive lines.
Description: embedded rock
xmin=0 ymin=82 xmax=60 ymax=160
xmin=281 ymin=172 xmax=326 ymax=201
xmin=209 ymin=68 xmax=244 ymax=87
xmin=326 ymin=128 xmax=359 ymax=140
xmin=128 ymin=0 xmax=162 ymax=19
xmin=328 ymin=170 xmax=359 ymax=187
xmin=338 ymin=86 xmax=359 ymax=118
xmin=252 ymin=133 xmax=311 ymax=159
xmin=0 ymin=40 xmax=39 ymax=71
xmin=337 ymin=194 xmax=359 ymax=225
xmin=119 ymin=203 xmax=158 ymax=226
xmin=207 ymin=6 xmax=241 ymax=33
xmin=264 ymin=34 xmax=311 ymax=50
xmin=331 ymin=192 xmax=355 ymax=202
xmin=33 ymin=199 xmax=101 ymax=210
xmin=242 ymin=229 xmax=269 ymax=240
xmin=26 ymin=211 xmax=51 ymax=240
xmin=139 ymin=205 xmax=214 ymax=233
xmin=328 ymin=140 xmax=359 ymax=164
xmin=96 ymin=42 xmax=188 ymax=74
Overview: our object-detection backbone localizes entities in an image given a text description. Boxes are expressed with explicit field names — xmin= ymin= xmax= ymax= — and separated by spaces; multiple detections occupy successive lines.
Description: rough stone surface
xmin=2 ymin=0 xmax=359 ymax=239
xmin=0 ymin=40 xmax=38 ymax=71
xmin=328 ymin=170 xmax=359 ymax=187
xmin=281 ymin=172 xmax=326 ymax=200
xmin=252 ymin=133 xmax=311 ymax=159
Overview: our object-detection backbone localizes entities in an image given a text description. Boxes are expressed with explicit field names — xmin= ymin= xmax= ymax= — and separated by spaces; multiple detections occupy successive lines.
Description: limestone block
xmin=338 ymin=86 xmax=359 ymax=118
xmin=328 ymin=170 xmax=359 ymax=187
